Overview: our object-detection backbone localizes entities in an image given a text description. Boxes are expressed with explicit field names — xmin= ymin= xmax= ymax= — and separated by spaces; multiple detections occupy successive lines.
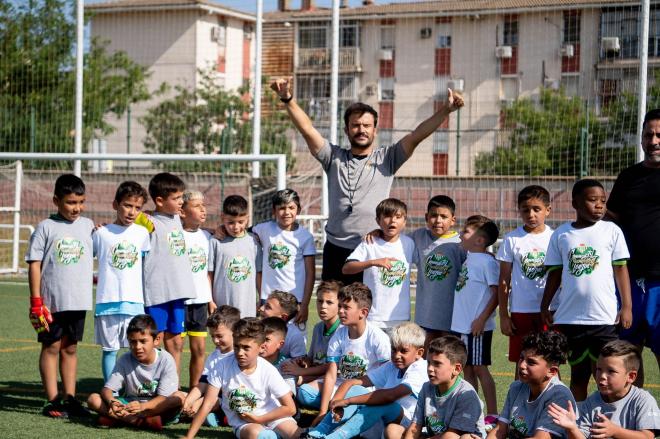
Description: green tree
xmin=0 ymin=0 xmax=151 ymax=164
xmin=475 ymin=88 xmax=637 ymax=176
xmin=141 ymin=66 xmax=294 ymax=175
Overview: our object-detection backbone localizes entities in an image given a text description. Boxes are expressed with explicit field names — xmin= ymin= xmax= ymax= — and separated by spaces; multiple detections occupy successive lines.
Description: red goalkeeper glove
xmin=30 ymin=297 xmax=53 ymax=333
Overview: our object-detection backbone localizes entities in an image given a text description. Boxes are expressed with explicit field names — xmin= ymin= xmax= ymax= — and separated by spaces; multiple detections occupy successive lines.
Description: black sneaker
xmin=61 ymin=395 xmax=91 ymax=417
xmin=42 ymin=399 xmax=68 ymax=418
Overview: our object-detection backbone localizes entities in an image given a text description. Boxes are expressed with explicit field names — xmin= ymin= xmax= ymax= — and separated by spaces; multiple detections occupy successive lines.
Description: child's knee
xmin=256 ymin=429 xmax=278 ymax=439
xmin=170 ymin=391 xmax=186 ymax=406
xmin=87 ymin=393 xmax=102 ymax=411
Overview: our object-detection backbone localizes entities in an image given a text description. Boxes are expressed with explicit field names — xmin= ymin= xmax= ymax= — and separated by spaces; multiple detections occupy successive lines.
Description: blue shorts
xmin=619 ymin=279 xmax=660 ymax=354
xmin=145 ymin=299 xmax=186 ymax=334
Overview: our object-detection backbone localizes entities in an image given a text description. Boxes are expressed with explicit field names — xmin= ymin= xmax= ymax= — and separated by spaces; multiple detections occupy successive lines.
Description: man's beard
xmin=349 ymin=136 xmax=373 ymax=150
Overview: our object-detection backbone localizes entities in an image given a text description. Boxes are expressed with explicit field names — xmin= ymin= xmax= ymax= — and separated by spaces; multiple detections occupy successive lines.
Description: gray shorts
xmin=94 ymin=314 xmax=134 ymax=351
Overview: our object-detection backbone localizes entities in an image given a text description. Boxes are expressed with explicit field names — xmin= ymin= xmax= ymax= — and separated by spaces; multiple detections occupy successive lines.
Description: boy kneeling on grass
xmin=87 ymin=314 xmax=185 ymax=431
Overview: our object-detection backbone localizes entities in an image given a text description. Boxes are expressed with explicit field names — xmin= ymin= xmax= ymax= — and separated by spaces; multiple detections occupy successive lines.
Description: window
xmin=341 ymin=25 xmax=359 ymax=48
xmin=299 ymin=26 xmax=326 ymax=49
xmin=561 ymin=75 xmax=580 ymax=96
xmin=503 ymin=14 xmax=519 ymax=46
xmin=501 ymin=77 xmax=519 ymax=101
xmin=563 ymin=11 xmax=580 ymax=43
xmin=650 ymin=8 xmax=660 ymax=57
xmin=379 ymin=77 xmax=394 ymax=101
xmin=433 ymin=131 xmax=449 ymax=153
xmin=381 ymin=26 xmax=395 ymax=49
xmin=601 ymin=7 xmax=639 ymax=59
xmin=436 ymin=35 xmax=451 ymax=48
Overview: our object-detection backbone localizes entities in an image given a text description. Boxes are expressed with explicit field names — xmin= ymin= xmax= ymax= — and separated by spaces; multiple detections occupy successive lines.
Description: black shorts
xmin=460 ymin=331 xmax=493 ymax=366
xmin=38 ymin=311 xmax=86 ymax=345
xmin=555 ymin=324 xmax=618 ymax=366
xmin=322 ymin=240 xmax=363 ymax=285
xmin=185 ymin=303 xmax=208 ymax=335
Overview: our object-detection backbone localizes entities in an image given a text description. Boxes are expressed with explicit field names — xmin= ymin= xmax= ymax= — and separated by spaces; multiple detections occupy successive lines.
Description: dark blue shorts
xmin=619 ymin=279 xmax=660 ymax=354
xmin=145 ymin=299 xmax=186 ymax=334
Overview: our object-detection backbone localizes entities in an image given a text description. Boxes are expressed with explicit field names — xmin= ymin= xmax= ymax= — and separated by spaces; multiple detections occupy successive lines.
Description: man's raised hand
xmin=446 ymin=88 xmax=465 ymax=113
xmin=270 ymin=77 xmax=293 ymax=100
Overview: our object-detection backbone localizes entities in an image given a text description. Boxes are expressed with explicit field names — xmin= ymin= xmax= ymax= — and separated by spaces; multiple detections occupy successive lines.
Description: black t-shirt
xmin=607 ymin=162 xmax=660 ymax=279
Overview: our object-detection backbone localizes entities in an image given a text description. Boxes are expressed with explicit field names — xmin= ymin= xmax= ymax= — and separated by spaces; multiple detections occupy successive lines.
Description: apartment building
xmin=87 ymin=0 xmax=255 ymax=156
xmin=264 ymin=0 xmax=660 ymax=176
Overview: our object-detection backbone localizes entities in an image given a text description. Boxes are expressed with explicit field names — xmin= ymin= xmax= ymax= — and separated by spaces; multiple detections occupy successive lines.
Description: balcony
xmin=296 ymin=47 xmax=362 ymax=73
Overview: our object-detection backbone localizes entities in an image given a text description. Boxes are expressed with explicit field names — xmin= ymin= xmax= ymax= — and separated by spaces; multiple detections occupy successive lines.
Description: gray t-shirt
xmin=25 ymin=215 xmax=94 ymax=313
xmin=413 ymin=241 xmax=466 ymax=331
xmin=208 ymin=233 xmax=262 ymax=318
xmin=412 ymin=377 xmax=486 ymax=437
xmin=315 ymin=140 xmax=409 ymax=249
xmin=308 ymin=320 xmax=341 ymax=365
xmin=500 ymin=376 xmax=576 ymax=439
xmin=142 ymin=213 xmax=194 ymax=307
xmin=577 ymin=386 xmax=660 ymax=437
xmin=105 ymin=349 xmax=179 ymax=401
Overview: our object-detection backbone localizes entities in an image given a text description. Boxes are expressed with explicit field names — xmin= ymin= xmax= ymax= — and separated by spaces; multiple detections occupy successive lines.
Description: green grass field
xmin=0 ymin=279 xmax=658 ymax=438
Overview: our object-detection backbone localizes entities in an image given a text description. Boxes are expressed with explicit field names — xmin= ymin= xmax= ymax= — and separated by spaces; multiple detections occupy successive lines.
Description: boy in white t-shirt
xmin=182 ymin=305 xmax=240 ymax=427
xmin=184 ymin=318 xmax=301 ymax=439
xmin=344 ymin=198 xmax=414 ymax=329
xmin=259 ymin=290 xmax=307 ymax=359
xmin=93 ymin=181 xmax=151 ymax=382
xmin=496 ymin=185 xmax=553 ymax=378
xmin=252 ymin=189 xmax=316 ymax=324
xmin=450 ymin=215 xmax=500 ymax=422
xmin=298 ymin=283 xmax=391 ymax=423
xmin=180 ymin=190 xmax=214 ymax=389
xmin=549 ymin=340 xmax=660 ymax=439
xmin=304 ymin=322 xmax=427 ymax=439
xmin=541 ymin=179 xmax=632 ymax=401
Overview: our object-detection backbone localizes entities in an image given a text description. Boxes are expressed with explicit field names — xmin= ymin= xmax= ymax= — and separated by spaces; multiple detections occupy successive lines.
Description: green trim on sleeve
xmin=612 ymin=259 xmax=628 ymax=266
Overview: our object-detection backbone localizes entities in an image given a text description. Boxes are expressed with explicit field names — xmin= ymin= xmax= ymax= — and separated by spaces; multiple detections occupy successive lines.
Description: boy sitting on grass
xmin=87 ymin=314 xmax=185 ymax=431
xmin=549 ymin=340 xmax=660 ymax=439
xmin=304 ymin=322 xmax=427 ymax=439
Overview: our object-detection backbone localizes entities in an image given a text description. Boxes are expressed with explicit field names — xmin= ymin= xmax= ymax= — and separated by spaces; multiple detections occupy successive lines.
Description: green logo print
xmin=378 ymin=259 xmax=407 ymax=287
xmin=137 ymin=380 xmax=159 ymax=397
xmin=268 ymin=243 xmax=291 ymax=269
xmin=312 ymin=350 xmax=326 ymax=366
xmin=455 ymin=264 xmax=468 ymax=291
xmin=167 ymin=230 xmax=186 ymax=256
xmin=228 ymin=386 xmax=258 ymax=414
xmin=426 ymin=413 xmax=446 ymax=435
xmin=509 ymin=415 xmax=529 ymax=439
xmin=55 ymin=238 xmax=84 ymax=265
xmin=521 ymin=250 xmax=547 ymax=280
xmin=424 ymin=253 xmax=452 ymax=281
xmin=568 ymin=244 xmax=599 ymax=277
xmin=110 ymin=241 xmax=138 ymax=270
xmin=187 ymin=245 xmax=207 ymax=273
xmin=338 ymin=352 xmax=368 ymax=379
xmin=226 ymin=256 xmax=252 ymax=282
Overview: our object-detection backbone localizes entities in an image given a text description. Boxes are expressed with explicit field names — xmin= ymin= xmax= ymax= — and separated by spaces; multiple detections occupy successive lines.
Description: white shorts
xmin=94 ymin=314 xmax=133 ymax=351
xmin=234 ymin=417 xmax=296 ymax=438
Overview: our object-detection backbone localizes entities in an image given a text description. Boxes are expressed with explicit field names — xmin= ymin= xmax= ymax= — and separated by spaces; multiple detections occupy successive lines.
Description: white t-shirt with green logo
xmin=207 ymin=355 xmax=292 ymax=429
xmin=252 ymin=220 xmax=316 ymax=302
xmin=183 ymin=229 xmax=212 ymax=305
xmin=93 ymin=223 xmax=150 ymax=305
xmin=496 ymin=226 xmax=554 ymax=313
xmin=545 ymin=220 xmax=629 ymax=325
xmin=450 ymin=252 xmax=499 ymax=335
xmin=208 ymin=233 xmax=262 ymax=318
xmin=326 ymin=322 xmax=390 ymax=383
xmin=346 ymin=235 xmax=415 ymax=326
xmin=25 ymin=215 xmax=95 ymax=313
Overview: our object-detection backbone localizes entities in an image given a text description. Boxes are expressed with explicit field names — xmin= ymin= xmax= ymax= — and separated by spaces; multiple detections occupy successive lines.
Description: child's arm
xmin=498 ymin=261 xmax=515 ymax=336
xmin=296 ymin=254 xmax=315 ymax=324
xmin=280 ymin=357 xmax=330 ymax=378
xmin=182 ymin=384 xmax=206 ymax=417
xmin=100 ymin=386 xmax=126 ymax=417
xmin=256 ymin=271 xmax=262 ymax=300
xmin=403 ymin=422 xmax=422 ymax=439
xmin=313 ymin=361 xmax=338 ymax=425
xmin=28 ymin=260 xmax=52 ymax=333
xmin=486 ymin=421 xmax=510 ymax=439
xmin=240 ymin=392 xmax=297 ymax=425
xmin=471 ymin=285 xmax=498 ymax=336
xmin=185 ymin=384 xmax=221 ymax=439
xmin=343 ymin=257 xmax=396 ymax=275
xmin=331 ymin=383 xmax=411 ymax=412
xmin=540 ymin=267 xmax=562 ymax=327
xmin=613 ymin=264 xmax=633 ymax=329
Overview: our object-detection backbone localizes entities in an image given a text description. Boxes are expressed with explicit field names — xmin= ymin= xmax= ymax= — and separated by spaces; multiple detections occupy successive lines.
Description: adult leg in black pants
xmin=321 ymin=240 xmax=363 ymax=285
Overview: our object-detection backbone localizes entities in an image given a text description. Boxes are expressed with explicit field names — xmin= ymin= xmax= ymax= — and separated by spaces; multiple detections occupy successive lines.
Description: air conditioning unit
xmin=560 ymin=43 xmax=575 ymax=58
xmin=211 ymin=26 xmax=225 ymax=43
xmin=601 ymin=37 xmax=620 ymax=52
xmin=379 ymin=49 xmax=394 ymax=61
xmin=495 ymin=45 xmax=513 ymax=59
xmin=420 ymin=27 xmax=432 ymax=39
